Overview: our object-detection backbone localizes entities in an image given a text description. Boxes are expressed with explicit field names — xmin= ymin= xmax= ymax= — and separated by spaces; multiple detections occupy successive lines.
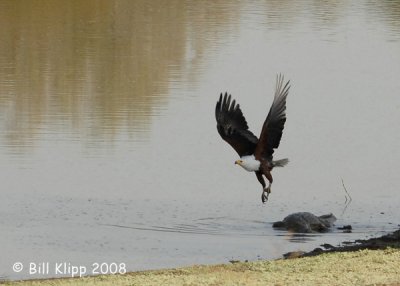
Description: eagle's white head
xmin=235 ymin=155 xmax=260 ymax=172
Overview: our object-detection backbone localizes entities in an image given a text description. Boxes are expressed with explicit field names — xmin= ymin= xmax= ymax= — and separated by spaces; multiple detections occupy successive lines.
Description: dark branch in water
xmin=340 ymin=178 xmax=352 ymax=217
xmin=341 ymin=178 xmax=352 ymax=203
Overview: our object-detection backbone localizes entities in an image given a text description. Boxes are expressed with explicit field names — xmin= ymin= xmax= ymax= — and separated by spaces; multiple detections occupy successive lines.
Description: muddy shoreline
xmin=284 ymin=228 xmax=400 ymax=259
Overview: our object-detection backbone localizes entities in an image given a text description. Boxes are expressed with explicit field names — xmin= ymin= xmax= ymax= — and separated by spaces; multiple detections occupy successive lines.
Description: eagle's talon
xmin=261 ymin=192 xmax=268 ymax=203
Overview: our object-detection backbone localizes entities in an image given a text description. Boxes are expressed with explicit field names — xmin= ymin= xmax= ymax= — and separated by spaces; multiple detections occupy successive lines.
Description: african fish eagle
xmin=215 ymin=74 xmax=290 ymax=203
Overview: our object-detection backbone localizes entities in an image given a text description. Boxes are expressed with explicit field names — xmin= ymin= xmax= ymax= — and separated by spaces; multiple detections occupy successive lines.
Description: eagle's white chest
xmin=239 ymin=155 xmax=261 ymax=172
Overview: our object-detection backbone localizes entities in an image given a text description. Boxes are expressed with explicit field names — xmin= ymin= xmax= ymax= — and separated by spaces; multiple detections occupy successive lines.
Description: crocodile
xmin=273 ymin=212 xmax=336 ymax=233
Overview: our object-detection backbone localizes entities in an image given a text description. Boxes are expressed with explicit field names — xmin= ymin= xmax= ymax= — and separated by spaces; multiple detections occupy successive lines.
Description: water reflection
xmin=0 ymin=0 xmax=241 ymax=152
xmin=367 ymin=0 xmax=400 ymax=40
xmin=1 ymin=1 xmax=399 ymax=153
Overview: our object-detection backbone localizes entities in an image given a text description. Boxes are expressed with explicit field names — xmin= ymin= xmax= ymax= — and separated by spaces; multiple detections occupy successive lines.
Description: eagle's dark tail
xmin=272 ymin=158 xmax=289 ymax=167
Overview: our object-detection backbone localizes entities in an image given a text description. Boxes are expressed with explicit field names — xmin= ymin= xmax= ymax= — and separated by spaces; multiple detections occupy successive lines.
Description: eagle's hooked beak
xmin=235 ymin=160 xmax=241 ymax=165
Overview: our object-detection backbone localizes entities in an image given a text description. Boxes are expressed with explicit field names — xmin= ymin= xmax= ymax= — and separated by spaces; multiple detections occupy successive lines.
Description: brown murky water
xmin=1 ymin=0 xmax=400 ymax=280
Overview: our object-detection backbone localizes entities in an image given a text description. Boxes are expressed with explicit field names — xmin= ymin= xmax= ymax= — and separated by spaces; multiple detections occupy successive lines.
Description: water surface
xmin=0 ymin=0 xmax=399 ymax=279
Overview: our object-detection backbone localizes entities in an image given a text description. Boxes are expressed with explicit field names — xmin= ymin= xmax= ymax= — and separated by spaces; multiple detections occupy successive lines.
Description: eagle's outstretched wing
xmin=215 ymin=92 xmax=258 ymax=157
xmin=254 ymin=74 xmax=290 ymax=161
